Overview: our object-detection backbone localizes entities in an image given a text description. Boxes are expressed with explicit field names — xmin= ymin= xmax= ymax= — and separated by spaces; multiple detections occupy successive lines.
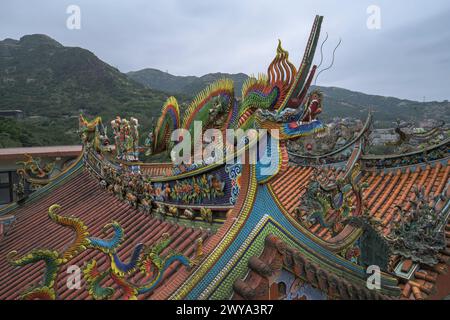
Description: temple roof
xmin=0 ymin=140 xmax=448 ymax=300
xmin=270 ymin=160 xmax=450 ymax=241
xmin=0 ymin=14 xmax=448 ymax=300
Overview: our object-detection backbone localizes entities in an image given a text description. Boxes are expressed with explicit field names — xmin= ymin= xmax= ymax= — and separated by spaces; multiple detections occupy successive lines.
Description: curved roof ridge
xmin=0 ymin=152 xmax=84 ymax=217
xmin=288 ymin=112 xmax=372 ymax=160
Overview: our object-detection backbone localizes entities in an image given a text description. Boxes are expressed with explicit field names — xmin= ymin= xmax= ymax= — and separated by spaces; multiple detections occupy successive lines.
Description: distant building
xmin=0 ymin=110 xmax=24 ymax=119
xmin=418 ymin=119 xmax=440 ymax=129
xmin=370 ymin=128 xmax=398 ymax=145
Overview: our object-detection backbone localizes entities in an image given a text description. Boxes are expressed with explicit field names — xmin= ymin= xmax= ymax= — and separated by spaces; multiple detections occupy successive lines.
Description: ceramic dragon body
xmin=8 ymin=204 xmax=201 ymax=300
xmin=146 ymin=16 xmax=326 ymax=157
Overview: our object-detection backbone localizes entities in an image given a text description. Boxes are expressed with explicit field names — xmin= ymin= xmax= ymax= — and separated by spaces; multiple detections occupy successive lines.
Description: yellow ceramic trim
xmin=170 ymin=163 xmax=258 ymax=300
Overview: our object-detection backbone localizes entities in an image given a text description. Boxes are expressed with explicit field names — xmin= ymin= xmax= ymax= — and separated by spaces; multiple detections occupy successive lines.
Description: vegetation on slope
xmin=0 ymin=35 xmax=188 ymax=147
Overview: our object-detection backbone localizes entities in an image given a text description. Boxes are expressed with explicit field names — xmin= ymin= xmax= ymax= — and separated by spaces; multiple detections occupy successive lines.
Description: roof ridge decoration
xmin=146 ymin=79 xmax=236 ymax=157
xmin=141 ymin=16 xmax=325 ymax=161
xmin=241 ymin=74 xmax=269 ymax=100
xmin=344 ymin=215 xmax=391 ymax=271
xmin=276 ymin=15 xmax=323 ymax=114
xmin=147 ymin=96 xmax=180 ymax=155
xmin=87 ymin=150 xmax=232 ymax=214
xmin=7 ymin=204 xmax=203 ymax=300
xmin=182 ymin=78 xmax=235 ymax=131
xmin=13 ymin=153 xmax=60 ymax=201
xmin=11 ymin=145 xmax=89 ymax=203
xmin=287 ymin=113 xmax=373 ymax=165
xmin=111 ymin=116 xmax=140 ymax=162
xmin=386 ymin=185 xmax=448 ymax=266
xmin=385 ymin=120 xmax=448 ymax=154
xmin=79 ymin=115 xmax=110 ymax=153
xmin=295 ymin=161 xmax=367 ymax=237
xmin=266 ymin=40 xmax=297 ymax=111
xmin=16 ymin=153 xmax=55 ymax=180
xmin=268 ymin=40 xmax=298 ymax=88
xmin=362 ymin=138 xmax=450 ymax=169
xmin=0 ymin=155 xmax=84 ymax=217
xmin=294 ymin=140 xmax=366 ymax=237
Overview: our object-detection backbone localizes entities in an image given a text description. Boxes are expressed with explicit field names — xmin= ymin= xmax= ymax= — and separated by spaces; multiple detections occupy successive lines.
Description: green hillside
xmin=0 ymin=35 xmax=184 ymax=147
xmin=314 ymin=86 xmax=450 ymax=125
xmin=127 ymin=68 xmax=248 ymax=97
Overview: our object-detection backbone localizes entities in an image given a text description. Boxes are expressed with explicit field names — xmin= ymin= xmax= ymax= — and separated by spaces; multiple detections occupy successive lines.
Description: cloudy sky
xmin=1 ymin=0 xmax=449 ymax=101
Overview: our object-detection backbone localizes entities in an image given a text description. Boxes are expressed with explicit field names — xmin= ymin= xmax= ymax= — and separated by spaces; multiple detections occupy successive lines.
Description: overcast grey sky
xmin=1 ymin=0 xmax=449 ymax=101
